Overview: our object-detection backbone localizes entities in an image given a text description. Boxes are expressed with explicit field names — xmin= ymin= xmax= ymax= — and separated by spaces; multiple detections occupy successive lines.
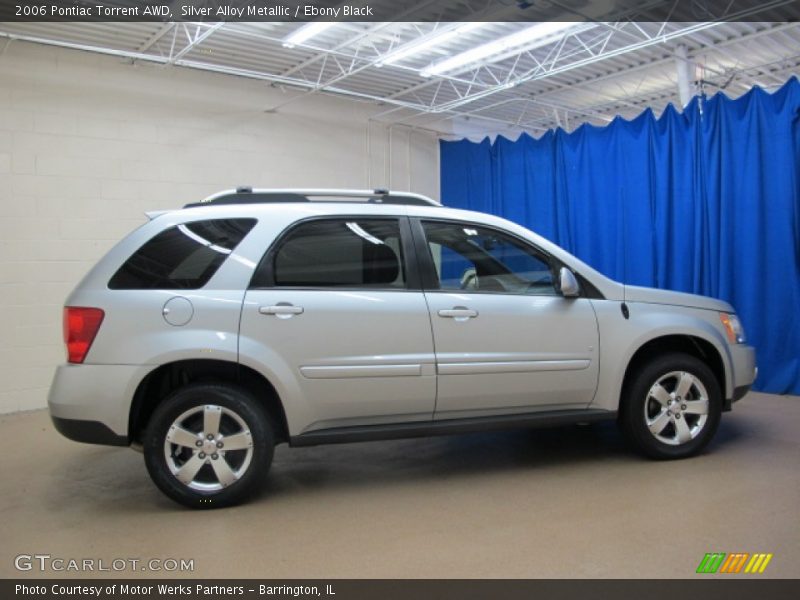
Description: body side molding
xmin=290 ymin=408 xmax=616 ymax=447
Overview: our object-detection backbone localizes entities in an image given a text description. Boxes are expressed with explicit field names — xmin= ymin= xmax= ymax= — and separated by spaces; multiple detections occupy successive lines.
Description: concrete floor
xmin=1 ymin=392 xmax=798 ymax=579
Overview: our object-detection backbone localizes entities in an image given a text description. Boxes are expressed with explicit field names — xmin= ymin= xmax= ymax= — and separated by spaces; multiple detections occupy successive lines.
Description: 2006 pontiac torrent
xmin=49 ymin=188 xmax=757 ymax=507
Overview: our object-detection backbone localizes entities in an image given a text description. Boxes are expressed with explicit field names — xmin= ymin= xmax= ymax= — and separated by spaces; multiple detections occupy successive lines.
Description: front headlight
xmin=719 ymin=313 xmax=746 ymax=344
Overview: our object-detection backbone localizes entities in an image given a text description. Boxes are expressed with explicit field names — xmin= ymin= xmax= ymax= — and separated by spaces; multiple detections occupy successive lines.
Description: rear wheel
xmin=143 ymin=383 xmax=274 ymax=508
xmin=620 ymin=353 xmax=722 ymax=459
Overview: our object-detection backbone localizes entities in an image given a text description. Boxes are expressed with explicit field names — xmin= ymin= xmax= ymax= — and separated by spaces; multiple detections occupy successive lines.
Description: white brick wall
xmin=0 ymin=41 xmax=440 ymax=414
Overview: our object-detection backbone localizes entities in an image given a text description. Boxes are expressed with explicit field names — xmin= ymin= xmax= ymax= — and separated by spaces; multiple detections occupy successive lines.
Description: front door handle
xmin=259 ymin=304 xmax=304 ymax=317
xmin=438 ymin=306 xmax=478 ymax=320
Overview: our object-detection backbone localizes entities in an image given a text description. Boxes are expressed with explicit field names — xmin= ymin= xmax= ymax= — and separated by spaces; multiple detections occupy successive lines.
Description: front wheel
xmin=620 ymin=353 xmax=722 ymax=459
xmin=143 ymin=383 xmax=274 ymax=508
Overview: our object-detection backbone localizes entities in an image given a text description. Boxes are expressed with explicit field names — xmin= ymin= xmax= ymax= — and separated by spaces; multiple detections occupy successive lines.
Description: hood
xmin=624 ymin=285 xmax=734 ymax=313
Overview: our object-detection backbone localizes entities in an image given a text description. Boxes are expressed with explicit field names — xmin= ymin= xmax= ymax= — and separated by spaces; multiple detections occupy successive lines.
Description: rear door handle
xmin=259 ymin=304 xmax=304 ymax=316
xmin=438 ymin=307 xmax=478 ymax=319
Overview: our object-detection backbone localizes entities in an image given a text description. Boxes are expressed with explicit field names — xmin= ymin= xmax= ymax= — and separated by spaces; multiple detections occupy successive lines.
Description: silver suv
xmin=49 ymin=188 xmax=756 ymax=508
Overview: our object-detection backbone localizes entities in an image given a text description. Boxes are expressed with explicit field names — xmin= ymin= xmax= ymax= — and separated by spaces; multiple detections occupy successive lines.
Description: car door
xmin=414 ymin=219 xmax=599 ymax=419
xmin=240 ymin=216 xmax=436 ymax=434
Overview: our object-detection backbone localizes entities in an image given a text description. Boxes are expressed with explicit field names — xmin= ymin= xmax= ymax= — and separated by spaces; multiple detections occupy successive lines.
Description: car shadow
xmin=41 ymin=416 xmax=751 ymax=512
xmin=255 ymin=414 xmax=751 ymax=503
xmin=263 ymin=422 xmax=634 ymax=499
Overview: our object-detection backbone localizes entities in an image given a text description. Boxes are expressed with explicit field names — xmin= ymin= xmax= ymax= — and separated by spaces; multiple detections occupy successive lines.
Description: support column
xmin=675 ymin=44 xmax=694 ymax=108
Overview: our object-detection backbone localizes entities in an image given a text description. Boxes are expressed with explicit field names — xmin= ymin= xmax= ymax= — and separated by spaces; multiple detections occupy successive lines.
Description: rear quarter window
xmin=251 ymin=218 xmax=407 ymax=289
xmin=108 ymin=218 xmax=256 ymax=290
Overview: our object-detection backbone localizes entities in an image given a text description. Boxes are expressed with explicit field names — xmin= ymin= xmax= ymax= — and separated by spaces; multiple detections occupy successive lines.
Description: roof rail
xmin=184 ymin=188 xmax=440 ymax=209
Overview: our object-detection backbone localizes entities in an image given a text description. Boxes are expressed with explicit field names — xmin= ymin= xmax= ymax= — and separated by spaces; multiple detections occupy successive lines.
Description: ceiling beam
xmin=1 ymin=15 xmax=797 ymax=138
xmin=168 ymin=22 xmax=225 ymax=64
xmin=276 ymin=0 xmax=445 ymax=79
xmin=549 ymin=24 xmax=797 ymax=94
xmin=136 ymin=23 xmax=175 ymax=54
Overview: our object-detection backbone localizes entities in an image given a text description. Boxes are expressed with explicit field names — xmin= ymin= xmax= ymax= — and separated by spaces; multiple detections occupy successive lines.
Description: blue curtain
xmin=440 ymin=77 xmax=800 ymax=395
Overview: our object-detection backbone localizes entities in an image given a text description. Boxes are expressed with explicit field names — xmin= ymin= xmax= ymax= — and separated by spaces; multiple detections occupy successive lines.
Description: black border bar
xmin=4 ymin=579 xmax=800 ymax=600
xmin=1 ymin=0 xmax=799 ymax=22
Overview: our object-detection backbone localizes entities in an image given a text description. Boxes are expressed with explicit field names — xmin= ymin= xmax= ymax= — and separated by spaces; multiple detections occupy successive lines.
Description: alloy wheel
xmin=644 ymin=371 xmax=710 ymax=446
xmin=163 ymin=404 xmax=254 ymax=491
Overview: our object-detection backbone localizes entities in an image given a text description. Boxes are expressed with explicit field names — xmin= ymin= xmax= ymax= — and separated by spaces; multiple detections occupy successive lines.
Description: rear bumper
xmin=48 ymin=363 xmax=153 ymax=446
xmin=51 ymin=416 xmax=129 ymax=446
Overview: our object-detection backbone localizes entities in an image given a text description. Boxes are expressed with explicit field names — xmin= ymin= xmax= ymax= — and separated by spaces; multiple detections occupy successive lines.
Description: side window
xmin=108 ymin=219 xmax=256 ymax=290
xmin=263 ymin=219 xmax=406 ymax=289
xmin=422 ymin=220 xmax=558 ymax=295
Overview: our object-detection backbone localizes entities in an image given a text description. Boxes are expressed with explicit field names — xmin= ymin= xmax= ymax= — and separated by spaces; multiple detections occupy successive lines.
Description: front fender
xmin=590 ymin=300 xmax=733 ymax=411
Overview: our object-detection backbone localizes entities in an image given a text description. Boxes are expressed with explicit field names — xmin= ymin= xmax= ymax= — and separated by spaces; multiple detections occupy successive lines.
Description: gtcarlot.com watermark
xmin=14 ymin=554 xmax=194 ymax=573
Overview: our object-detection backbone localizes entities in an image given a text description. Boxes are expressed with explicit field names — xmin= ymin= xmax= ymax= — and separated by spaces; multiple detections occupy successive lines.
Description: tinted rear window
xmin=266 ymin=219 xmax=406 ymax=289
xmin=109 ymin=219 xmax=256 ymax=290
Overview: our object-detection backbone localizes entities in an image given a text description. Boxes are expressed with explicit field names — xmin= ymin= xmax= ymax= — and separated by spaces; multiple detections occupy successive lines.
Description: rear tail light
xmin=63 ymin=307 xmax=105 ymax=364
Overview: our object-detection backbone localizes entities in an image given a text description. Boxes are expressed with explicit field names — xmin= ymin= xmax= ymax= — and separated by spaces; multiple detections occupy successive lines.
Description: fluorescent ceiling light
xmin=421 ymin=21 xmax=578 ymax=77
xmin=283 ymin=22 xmax=336 ymax=48
xmin=377 ymin=22 xmax=484 ymax=67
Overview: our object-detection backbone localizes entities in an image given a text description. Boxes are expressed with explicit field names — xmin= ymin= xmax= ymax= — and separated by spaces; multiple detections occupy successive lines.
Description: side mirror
xmin=559 ymin=267 xmax=580 ymax=297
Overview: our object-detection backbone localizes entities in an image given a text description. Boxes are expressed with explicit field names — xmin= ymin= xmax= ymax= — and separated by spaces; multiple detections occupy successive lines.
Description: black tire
xmin=620 ymin=352 xmax=722 ymax=460
xmin=143 ymin=383 xmax=274 ymax=509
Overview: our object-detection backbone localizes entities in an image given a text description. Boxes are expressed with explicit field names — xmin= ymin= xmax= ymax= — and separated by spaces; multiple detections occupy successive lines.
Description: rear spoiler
xmin=145 ymin=210 xmax=169 ymax=221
